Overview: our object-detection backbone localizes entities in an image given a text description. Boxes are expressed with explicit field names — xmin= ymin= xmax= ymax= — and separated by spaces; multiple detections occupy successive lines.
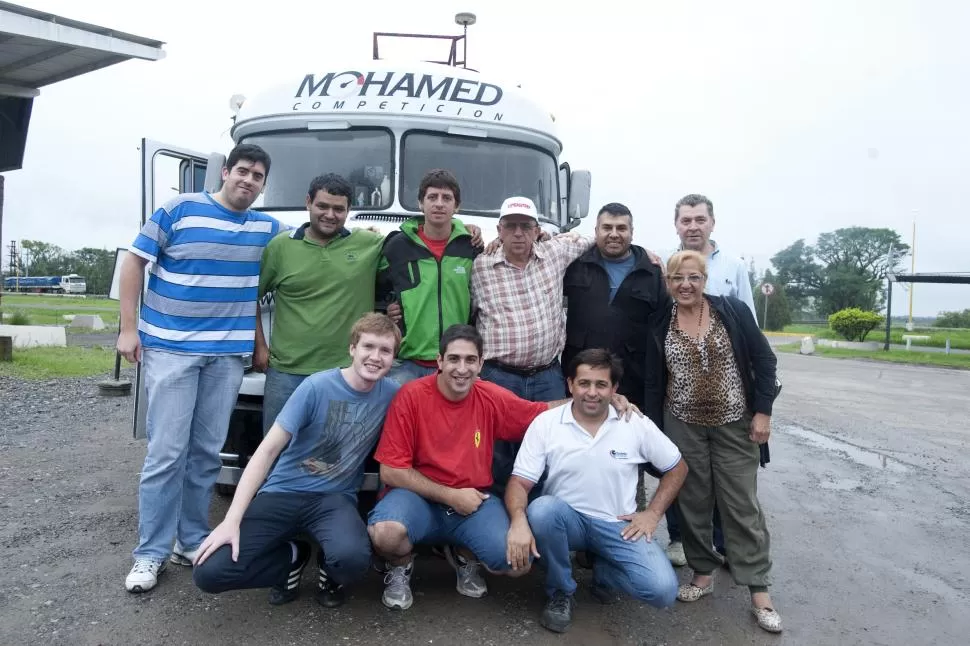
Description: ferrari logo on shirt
xmin=474 ymin=431 xmax=481 ymax=448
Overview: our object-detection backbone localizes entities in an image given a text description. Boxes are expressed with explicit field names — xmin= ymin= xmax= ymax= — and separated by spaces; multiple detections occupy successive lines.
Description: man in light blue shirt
xmin=673 ymin=193 xmax=756 ymax=317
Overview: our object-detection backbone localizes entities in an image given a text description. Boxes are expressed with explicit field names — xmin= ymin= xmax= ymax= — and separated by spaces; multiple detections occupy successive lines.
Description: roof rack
xmin=372 ymin=12 xmax=478 ymax=70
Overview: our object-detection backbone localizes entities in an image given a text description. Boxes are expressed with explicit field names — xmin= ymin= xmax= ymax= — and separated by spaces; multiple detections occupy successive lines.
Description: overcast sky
xmin=3 ymin=0 xmax=969 ymax=316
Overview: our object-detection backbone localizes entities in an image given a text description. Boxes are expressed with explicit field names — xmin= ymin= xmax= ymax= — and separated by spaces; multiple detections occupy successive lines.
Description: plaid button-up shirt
xmin=471 ymin=235 xmax=593 ymax=367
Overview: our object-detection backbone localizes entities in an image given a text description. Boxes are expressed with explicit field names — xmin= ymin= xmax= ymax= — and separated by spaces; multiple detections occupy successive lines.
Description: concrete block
xmin=0 ymin=325 xmax=67 ymax=348
xmin=69 ymin=315 xmax=106 ymax=331
xmin=800 ymin=336 xmax=815 ymax=355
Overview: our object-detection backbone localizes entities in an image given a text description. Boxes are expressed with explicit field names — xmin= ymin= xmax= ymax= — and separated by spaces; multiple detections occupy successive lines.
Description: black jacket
xmin=646 ymin=294 xmax=779 ymax=430
xmin=562 ymin=245 xmax=672 ymax=413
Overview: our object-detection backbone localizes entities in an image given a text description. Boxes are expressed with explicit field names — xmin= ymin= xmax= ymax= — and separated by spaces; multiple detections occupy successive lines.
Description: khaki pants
xmin=663 ymin=409 xmax=772 ymax=588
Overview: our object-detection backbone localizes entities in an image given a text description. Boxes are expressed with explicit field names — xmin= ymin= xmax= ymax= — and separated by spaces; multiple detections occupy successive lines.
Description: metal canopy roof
xmin=0 ymin=1 xmax=165 ymax=98
xmin=890 ymin=273 xmax=970 ymax=285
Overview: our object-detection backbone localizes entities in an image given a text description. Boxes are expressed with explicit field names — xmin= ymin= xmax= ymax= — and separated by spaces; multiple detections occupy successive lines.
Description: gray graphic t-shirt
xmin=259 ymin=368 xmax=399 ymax=495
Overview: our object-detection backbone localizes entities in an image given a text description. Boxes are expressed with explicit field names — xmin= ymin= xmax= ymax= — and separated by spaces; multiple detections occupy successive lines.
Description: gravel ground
xmin=0 ymin=368 xmax=141 ymax=645
xmin=1 ymin=356 xmax=969 ymax=645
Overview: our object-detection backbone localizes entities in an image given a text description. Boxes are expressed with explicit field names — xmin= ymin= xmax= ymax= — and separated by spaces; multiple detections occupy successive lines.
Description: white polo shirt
xmin=512 ymin=404 xmax=682 ymax=522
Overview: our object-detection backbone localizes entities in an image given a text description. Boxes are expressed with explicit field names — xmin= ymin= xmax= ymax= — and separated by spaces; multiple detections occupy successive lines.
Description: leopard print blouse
xmin=664 ymin=304 xmax=746 ymax=426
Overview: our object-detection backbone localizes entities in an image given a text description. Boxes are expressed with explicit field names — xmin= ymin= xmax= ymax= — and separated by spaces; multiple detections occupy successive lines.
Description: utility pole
xmin=8 ymin=239 xmax=18 ymax=292
xmin=907 ymin=217 xmax=916 ymax=330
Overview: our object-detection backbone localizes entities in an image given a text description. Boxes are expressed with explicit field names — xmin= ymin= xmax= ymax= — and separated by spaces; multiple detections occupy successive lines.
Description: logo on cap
xmin=500 ymin=196 xmax=539 ymax=219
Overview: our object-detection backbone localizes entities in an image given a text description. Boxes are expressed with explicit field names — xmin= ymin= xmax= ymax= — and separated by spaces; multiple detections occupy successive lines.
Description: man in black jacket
xmin=562 ymin=203 xmax=671 ymax=422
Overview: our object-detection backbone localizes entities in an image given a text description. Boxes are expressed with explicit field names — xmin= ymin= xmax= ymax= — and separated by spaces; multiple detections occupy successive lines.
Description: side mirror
xmin=204 ymin=153 xmax=227 ymax=193
xmin=563 ymin=170 xmax=591 ymax=231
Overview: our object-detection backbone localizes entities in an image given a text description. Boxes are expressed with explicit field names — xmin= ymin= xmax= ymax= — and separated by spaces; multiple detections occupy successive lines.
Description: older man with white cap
xmin=470 ymin=196 xmax=595 ymax=498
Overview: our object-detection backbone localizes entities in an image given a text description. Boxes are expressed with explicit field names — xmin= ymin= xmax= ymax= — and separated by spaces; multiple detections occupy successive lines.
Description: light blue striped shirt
xmin=129 ymin=191 xmax=283 ymax=355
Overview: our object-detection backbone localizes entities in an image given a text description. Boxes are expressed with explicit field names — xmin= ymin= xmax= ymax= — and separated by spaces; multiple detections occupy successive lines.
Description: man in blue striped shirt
xmin=117 ymin=144 xmax=284 ymax=593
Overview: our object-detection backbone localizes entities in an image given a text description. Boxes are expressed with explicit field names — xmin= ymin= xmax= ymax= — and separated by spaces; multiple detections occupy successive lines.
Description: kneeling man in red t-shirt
xmin=367 ymin=324 xmax=636 ymax=610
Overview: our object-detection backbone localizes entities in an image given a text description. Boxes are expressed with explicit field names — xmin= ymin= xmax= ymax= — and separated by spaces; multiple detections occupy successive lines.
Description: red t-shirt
xmin=374 ymin=375 xmax=550 ymax=489
xmin=417 ymin=226 xmax=448 ymax=261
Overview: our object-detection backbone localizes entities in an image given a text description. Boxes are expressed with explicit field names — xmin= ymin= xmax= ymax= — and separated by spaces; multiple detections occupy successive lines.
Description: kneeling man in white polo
xmin=504 ymin=348 xmax=688 ymax=633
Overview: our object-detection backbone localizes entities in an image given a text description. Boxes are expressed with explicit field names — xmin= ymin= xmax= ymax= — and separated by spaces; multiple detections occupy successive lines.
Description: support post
xmin=884 ymin=277 xmax=893 ymax=351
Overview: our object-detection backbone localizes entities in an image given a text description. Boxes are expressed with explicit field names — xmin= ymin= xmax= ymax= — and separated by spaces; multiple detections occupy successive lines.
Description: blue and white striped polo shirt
xmin=129 ymin=191 xmax=283 ymax=356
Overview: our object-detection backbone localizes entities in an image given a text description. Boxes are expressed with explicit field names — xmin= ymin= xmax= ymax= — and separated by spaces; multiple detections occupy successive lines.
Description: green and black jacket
xmin=377 ymin=217 xmax=479 ymax=361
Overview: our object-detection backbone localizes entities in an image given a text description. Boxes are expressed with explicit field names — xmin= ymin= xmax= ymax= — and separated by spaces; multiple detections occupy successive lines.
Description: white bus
xmin=133 ymin=54 xmax=592 ymax=497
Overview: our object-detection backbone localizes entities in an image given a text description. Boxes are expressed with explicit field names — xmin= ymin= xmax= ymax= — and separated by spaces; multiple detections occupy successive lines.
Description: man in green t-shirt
xmin=254 ymin=173 xmax=386 ymax=435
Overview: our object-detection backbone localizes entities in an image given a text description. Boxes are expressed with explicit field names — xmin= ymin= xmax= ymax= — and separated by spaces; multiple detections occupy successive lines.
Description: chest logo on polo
xmin=345 ymin=252 xmax=358 ymax=262
xmin=454 ymin=266 xmax=467 ymax=275
xmin=474 ymin=431 xmax=481 ymax=448
xmin=609 ymin=450 xmax=629 ymax=460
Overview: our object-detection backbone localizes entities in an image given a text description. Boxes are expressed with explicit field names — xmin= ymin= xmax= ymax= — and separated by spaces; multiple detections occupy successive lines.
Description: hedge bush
xmin=828 ymin=307 xmax=884 ymax=342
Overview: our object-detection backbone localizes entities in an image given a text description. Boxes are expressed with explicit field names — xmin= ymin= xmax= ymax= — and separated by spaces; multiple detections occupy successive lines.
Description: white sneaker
xmin=125 ymin=558 xmax=167 ymax=593
xmin=170 ymin=543 xmax=200 ymax=567
xmin=443 ymin=545 xmax=487 ymax=598
xmin=666 ymin=541 xmax=687 ymax=567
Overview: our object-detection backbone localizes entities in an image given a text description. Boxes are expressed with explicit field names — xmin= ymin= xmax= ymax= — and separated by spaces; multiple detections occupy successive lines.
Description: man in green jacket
xmin=378 ymin=169 xmax=481 ymax=385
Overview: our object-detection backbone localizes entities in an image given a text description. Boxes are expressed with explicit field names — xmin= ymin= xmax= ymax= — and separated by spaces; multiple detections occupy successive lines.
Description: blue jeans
xmin=480 ymin=360 xmax=566 ymax=401
xmin=480 ymin=360 xmax=565 ymax=497
xmin=387 ymin=359 xmax=437 ymax=386
xmin=135 ymin=349 xmax=244 ymax=561
xmin=194 ymin=491 xmax=370 ymax=592
xmin=262 ymin=367 xmax=308 ymax=436
xmin=527 ymin=495 xmax=678 ymax=607
xmin=367 ymin=488 xmax=516 ymax=572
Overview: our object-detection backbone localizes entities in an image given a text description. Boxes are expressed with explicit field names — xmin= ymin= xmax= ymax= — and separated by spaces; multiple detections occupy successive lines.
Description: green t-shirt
xmin=259 ymin=225 xmax=384 ymax=374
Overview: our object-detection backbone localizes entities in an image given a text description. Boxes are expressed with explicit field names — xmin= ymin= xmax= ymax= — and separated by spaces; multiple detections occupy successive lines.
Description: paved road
xmin=1 ymin=354 xmax=968 ymax=645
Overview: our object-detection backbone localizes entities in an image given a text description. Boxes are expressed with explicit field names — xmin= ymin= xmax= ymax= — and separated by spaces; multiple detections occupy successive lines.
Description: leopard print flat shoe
xmin=676 ymin=580 xmax=714 ymax=602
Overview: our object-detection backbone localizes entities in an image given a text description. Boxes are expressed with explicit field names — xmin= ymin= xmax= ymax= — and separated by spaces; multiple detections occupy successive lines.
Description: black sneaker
xmin=590 ymin=580 xmax=620 ymax=605
xmin=268 ymin=540 xmax=311 ymax=605
xmin=315 ymin=566 xmax=346 ymax=608
xmin=540 ymin=590 xmax=576 ymax=633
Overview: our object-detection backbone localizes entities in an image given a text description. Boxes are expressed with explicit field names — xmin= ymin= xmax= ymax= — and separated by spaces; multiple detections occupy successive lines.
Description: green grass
xmin=1 ymin=294 xmax=118 ymax=308
xmin=777 ymin=343 xmax=970 ymax=369
xmin=0 ymin=345 xmax=118 ymax=380
xmin=1 ymin=294 xmax=120 ymax=328
xmin=782 ymin=324 xmax=970 ymax=350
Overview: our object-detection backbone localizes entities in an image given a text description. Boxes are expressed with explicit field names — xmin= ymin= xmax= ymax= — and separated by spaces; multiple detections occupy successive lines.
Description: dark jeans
xmin=479 ymin=360 xmax=566 ymax=498
xmin=193 ymin=491 xmax=371 ymax=593
xmin=666 ymin=504 xmax=725 ymax=554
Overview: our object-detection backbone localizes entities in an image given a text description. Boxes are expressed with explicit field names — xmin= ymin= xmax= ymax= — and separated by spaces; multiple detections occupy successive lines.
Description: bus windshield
xmin=400 ymin=132 xmax=559 ymax=222
xmin=240 ymin=129 xmax=394 ymax=210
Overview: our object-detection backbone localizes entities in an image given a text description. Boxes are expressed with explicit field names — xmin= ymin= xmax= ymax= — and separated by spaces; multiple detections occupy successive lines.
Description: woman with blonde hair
xmin=646 ymin=249 xmax=782 ymax=633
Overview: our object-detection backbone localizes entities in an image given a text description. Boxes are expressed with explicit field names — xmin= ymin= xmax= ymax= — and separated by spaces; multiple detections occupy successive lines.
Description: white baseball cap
xmin=499 ymin=196 xmax=539 ymax=221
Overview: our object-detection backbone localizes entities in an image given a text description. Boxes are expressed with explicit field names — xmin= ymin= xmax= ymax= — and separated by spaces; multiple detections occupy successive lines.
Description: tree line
xmin=3 ymin=240 xmax=117 ymax=295
xmin=4 ymin=232 xmax=965 ymax=329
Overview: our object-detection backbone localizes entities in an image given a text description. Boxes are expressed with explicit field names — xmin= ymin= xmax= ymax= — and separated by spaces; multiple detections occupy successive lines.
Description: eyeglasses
xmin=501 ymin=221 xmax=537 ymax=232
xmin=668 ymin=274 xmax=706 ymax=285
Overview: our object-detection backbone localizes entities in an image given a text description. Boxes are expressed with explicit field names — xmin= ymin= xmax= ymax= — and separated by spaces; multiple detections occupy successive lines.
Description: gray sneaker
xmin=666 ymin=541 xmax=687 ymax=567
xmin=443 ymin=545 xmax=487 ymax=598
xmin=382 ymin=562 xmax=414 ymax=610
